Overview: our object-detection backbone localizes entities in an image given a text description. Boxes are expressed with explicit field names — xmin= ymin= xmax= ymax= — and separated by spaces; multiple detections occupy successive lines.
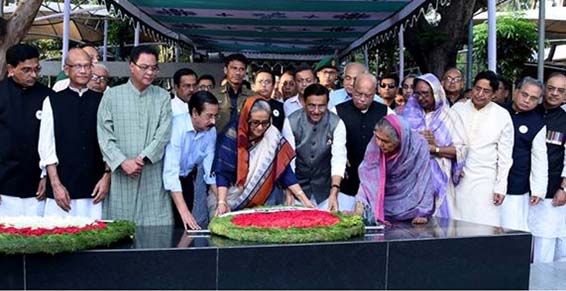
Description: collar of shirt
xmin=68 ymin=85 xmax=89 ymax=97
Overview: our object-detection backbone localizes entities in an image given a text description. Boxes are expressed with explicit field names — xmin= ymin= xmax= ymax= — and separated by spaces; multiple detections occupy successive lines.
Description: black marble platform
xmin=0 ymin=218 xmax=531 ymax=290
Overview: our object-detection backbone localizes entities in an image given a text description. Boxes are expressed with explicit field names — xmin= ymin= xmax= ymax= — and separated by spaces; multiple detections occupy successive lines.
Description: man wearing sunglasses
xmin=378 ymin=74 xmax=399 ymax=109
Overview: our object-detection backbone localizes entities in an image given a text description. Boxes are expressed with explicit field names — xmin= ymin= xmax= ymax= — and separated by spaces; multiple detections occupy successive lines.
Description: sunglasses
xmin=379 ymin=83 xmax=397 ymax=89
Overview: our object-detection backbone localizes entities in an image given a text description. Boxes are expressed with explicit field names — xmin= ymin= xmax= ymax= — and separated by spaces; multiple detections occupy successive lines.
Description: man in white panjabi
xmin=452 ymin=71 xmax=514 ymax=227
xmin=499 ymin=77 xmax=547 ymax=231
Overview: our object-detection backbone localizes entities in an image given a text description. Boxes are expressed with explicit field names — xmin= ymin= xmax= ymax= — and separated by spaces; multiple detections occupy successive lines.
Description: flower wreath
xmin=209 ymin=207 xmax=365 ymax=243
xmin=0 ymin=216 xmax=135 ymax=255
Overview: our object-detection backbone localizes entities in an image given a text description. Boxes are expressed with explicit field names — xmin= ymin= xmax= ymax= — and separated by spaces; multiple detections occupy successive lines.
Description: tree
xmin=0 ymin=0 xmax=44 ymax=79
xmin=403 ymin=0 xmax=486 ymax=78
xmin=472 ymin=14 xmax=538 ymax=83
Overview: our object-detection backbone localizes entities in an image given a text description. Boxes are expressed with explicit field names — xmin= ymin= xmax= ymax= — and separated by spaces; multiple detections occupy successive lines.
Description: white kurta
xmin=171 ymin=96 xmax=188 ymax=116
xmin=451 ymin=101 xmax=514 ymax=227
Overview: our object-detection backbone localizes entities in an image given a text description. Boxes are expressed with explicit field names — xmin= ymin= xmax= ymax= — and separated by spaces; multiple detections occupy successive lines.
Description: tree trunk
xmin=0 ymin=0 xmax=43 ymax=80
xmin=404 ymin=0 xmax=481 ymax=78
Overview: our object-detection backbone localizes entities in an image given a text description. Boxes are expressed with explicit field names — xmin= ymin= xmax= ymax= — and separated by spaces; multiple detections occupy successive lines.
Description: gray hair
xmin=374 ymin=118 xmax=399 ymax=145
xmin=355 ymin=73 xmax=377 ymax=88
xmin=343 ymin=62 xmax=367 ymax=74
xmin=249 ymin=99 xmax=272 ymax=117
xmin=93 ymin=62 xmax=109 ymax=74
xmin=517 ymin=76 xmax=544 ymax=96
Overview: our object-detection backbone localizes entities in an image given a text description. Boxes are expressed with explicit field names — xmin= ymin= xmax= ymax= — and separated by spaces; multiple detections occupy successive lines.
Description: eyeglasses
xmin=198 ymin=84 xmax=214 ymax=90
xmin=415 ymin=90 xmax=432 ymax=99
xmin=65 ymin=63 xmax=92 ymax=71
xmin=379 ymin=83 xmax=396 ymax=89
xmin=353 ymin=92 xmax=374 ymax=100
xmin=256 ymin=79 xmax=273 ymax=86
xmin=306 ymin=104 xmax=327 ymax=111
xmin=444 ymin=76 xmax=462 ymax=83
xmin=133 ymin=62 xmax=159 ymax=73
xmin=518 ymin=91 xmax=541 ymax=103
xmin=90 ymin=74 xmax=108 ymax=83
xmin=249 ymin=119 xmax=271 ymax=128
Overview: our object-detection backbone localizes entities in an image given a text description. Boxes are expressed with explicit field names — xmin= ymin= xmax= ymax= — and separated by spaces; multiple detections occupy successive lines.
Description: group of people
xmin=1 ymin=42 xmax=566 ymax=263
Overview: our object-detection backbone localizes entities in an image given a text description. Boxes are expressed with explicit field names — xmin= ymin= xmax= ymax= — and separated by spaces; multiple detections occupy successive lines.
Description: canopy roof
xmin=4 ymin=2 xmax=108 ymax=43
xmin=103 ymin=0 xmax=444 ymax=60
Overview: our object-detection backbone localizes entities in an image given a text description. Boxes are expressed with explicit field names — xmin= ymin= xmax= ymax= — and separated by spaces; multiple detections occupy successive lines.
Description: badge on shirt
xmin=519 ymin=125 xmax=528 ymax=134
xmin=273 ymin=109 xmax=280 ymax=117
xmin=35 ymin=110 xmax=42 ymax=120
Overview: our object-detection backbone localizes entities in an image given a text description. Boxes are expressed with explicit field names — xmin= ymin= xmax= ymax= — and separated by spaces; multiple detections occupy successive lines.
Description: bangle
xmin=435 ymin=147 xmax=440 ymax=154
xmin=217 ymin=200 xmax=227 ymax=206
xmin=294 ymin=190 xmax=304 ymax=196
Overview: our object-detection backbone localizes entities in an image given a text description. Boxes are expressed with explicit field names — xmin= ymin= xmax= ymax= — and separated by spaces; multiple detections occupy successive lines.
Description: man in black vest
xmin=531 ymin=72 xmax=566 ymax=262
xmin=335 ymin=74 xmax=392 ymax=203
xmin=252 ymin=68 xmax=285 ymax=131
xmin=501 ymin=76 xmax=547 ymax=231
xmin=0 ymin=44 xmax=52 ymax=216
xmin=283 ymin=84 xmax=347 ymax=211
xmin=39 ymin=48 xmax=109 ymax=218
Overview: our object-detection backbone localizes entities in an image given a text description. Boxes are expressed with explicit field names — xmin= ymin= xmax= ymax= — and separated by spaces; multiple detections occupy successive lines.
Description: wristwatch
xmin=560 ymin=186 xmax=566 ymax=192
xmin=331 ymin=184 xmax=341 ymax=190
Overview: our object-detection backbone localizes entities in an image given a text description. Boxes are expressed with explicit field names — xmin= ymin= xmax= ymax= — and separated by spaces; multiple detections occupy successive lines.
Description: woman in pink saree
xmin=355 ymin=115 xmax=436 ymax=224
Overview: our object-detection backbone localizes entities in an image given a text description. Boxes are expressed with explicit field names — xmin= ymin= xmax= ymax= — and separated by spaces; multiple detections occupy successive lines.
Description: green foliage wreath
xmin=209 ymin=210 xmax=365 ymax=243
xmin=0 ymin=221 xmax=136 ymax=255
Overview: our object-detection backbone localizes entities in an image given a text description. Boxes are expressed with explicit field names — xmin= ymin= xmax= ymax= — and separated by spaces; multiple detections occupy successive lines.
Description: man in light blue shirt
xmin=163 ymin=91 xmax=219 ymax=230
xmin=329 ymin=62 xmax=384 ymax=108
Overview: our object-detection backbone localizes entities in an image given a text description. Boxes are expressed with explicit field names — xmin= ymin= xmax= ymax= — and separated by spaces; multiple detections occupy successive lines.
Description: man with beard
xmin=0 ymin=44 xmax=52 ymax=216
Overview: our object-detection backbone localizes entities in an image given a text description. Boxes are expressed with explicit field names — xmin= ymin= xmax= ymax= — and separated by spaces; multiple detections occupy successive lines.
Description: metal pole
xmin=398 ymin=25 xmax=405 ymax=83
xmin=487 ymin=0 xmax=497 ymax=72
xmin=467 ymin=20 xmax=473 ymax=89
xmin=103 ymin=19 xmax=109 ymax=62
xmin=61 ymin=0 xmax=71 ymax=70
xmin=175 ymin=45 xmax=181 ymax=63
xmin=537 ymin=0 xmax=545 ymax=81
xmin=134 ymin=22 xmax=140 ymax=46
xmin=363 ymin=47 xmax=369 ymax=68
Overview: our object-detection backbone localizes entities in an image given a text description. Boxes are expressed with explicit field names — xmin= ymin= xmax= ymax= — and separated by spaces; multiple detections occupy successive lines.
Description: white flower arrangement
xmin=0 ymin=216 xmax=96 ymax=229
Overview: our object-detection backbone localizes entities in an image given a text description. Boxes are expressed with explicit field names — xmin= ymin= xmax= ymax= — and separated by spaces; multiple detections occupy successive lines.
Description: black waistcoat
xmin=45 ymin=88 xmax=105 ymax=199
xmin=336 ymin=101 xmax=388 ymax=195
xmin=0 ymin=78 xmax=52 ymax=197
xmin=268 ymin=99 xmax=285 ymax=132
xmin=537 ymin=104 xmax=566 ymax=198
xmin=505 ymin=103 xmax=545 ymax=195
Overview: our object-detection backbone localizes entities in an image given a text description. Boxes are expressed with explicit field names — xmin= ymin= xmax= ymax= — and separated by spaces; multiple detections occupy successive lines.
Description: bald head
xmin=81 ymin=45 xmax=99 ymax=63
xmin=352 ymin=73 xmax=377 ymax=110
xmin=64 ymin=48 xmax=93 ymax=88
xmin=343 ymin=62 xmax=367 ymax=95
xmin=544 ymin=73 xmax=566 ymax=109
